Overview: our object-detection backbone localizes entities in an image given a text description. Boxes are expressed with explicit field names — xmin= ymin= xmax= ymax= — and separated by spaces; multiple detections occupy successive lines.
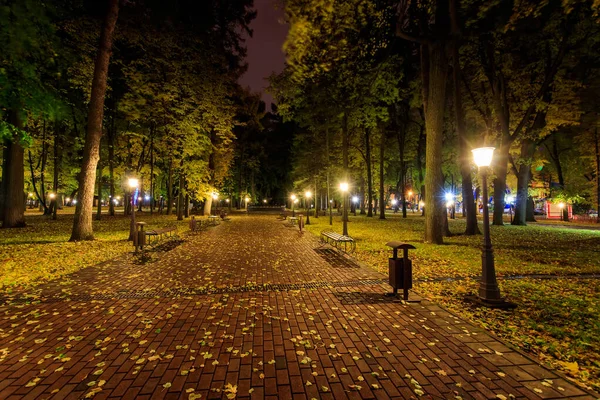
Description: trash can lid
xmin=385 ymin=241 xmax=416 ymax=250
xmin=136 ymin=222 xmax=147 ymax=225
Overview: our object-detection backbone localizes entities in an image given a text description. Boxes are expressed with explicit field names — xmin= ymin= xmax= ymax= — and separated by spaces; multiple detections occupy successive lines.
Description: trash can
xmin=386 ymin=241 xmax=416 ymax=301
xmin=136 ymin=222 xmax=147 ymax=252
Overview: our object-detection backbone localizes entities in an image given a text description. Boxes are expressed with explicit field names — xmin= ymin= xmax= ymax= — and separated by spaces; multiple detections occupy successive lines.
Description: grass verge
xmin=304 ymin=212 xmax=600 ymax=391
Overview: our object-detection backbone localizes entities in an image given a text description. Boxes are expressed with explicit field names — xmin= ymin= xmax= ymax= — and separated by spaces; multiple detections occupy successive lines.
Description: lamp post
xmin=352 ymin=196 xmax=358 ymax=216
xmin=340 ymin=182 xmax=349 ymax=236
xmin=128 ymin=178 xmax=139 ymax=241
xmin=305 ymin=191 xmax=312 ymax=224
xmin=291 ymin=194 xmax=296 ymax=216
xmin=245 ymin=196 xmax=250 ymax=210
xmin=471 ymin=147 xmax=513 ymax=308
xmin=391 ymin=199 xmax=397 ymax=213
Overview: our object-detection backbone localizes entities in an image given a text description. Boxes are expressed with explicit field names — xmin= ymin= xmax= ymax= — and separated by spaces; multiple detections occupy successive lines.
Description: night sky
xmin=238 ymin=0 xmax=288 ymax=108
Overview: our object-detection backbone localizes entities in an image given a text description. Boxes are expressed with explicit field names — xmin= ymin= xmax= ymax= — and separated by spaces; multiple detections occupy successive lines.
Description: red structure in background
xmin=546 ymin=202 xmax=573 ymax=220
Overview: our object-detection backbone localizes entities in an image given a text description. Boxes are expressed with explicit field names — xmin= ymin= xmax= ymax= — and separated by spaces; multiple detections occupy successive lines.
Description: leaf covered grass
xmin=0 ymin=212 xmax=189 ymax=292
xmin=304 ymin=212 xmax=600 ymax=390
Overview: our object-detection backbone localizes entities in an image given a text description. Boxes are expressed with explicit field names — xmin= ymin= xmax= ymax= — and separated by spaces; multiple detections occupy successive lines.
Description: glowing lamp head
xmin=472 ymin=147 xmax=495 ymax=168
xmin=419 ymin=201 xmax=425 ymax=207
xmin=245 ymin=196 xmax=249 ymax=202
xmin=72 ymin=199 xmax=77 ymax=204
xmin=145 ymin=195 xmax=150 ymax=201
xmin=559 ymin=202 xmax=565 ymax=209
xmin=137 ymin=196 xmax=142 ymax=201
xmin=305 ymin=191 xmax=311 ymax=198
xmin=212 ymin=193 xmax=218 ymax=200
xmin=294 ymin=199 xmax=298 ymax=204
xmin=49 ymin=193 xmax=56 ymax=200
xmin=66 ymin=197 xmax=71 ymax=202
xmin=339 ymin=182 xmax=349 ymax=192
xmin=28 ymin=192 xmax=33 ymax=197
xmin=445 ymin=193 xmax=454 ymax=201
xmin=291 ymin=194 xmax=296 ymax=201
xmin=352 ymin=196 xmax=359 ymax=203
xmin=128 ymin=178 xmax=139 ymax=188
xmin=226 ymin=199 xmax=230 ymax=203
xmin=329 ymin=199 xmax=333 ymax=203
xmin=391 ymin=199 xmax=397 ymax=205
xmin=263 ymin=199 xmax=267 ymax=203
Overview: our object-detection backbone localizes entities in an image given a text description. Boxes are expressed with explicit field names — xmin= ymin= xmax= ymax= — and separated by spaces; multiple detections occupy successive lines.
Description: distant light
xmin=329 ymin=200 xmax=333 ymax=203
xmin=137 ymin=196 xmax=142 ymax=201
xmin=28 ymin=192 xmax=33 ymax=197
xmin=408 ymin=191 xmax=413 ymax=197
xmin=445 ymin=193 xmax=454 ymax=201
xmin=245 ymin=197 xmax=249 ymax=202
xmin=291 ymin=194 xmax=296 ymax=200
xmin=128 ymin=178 xmax=139 ymax=188
xmin=419 ymin=201 xmax=425 ymax=207
xmin=263 ymin=199 xmax=267 ymax=203
xmin=294 ymin=199 xmax=298 ymax=203
xmin=446 ymin=201 xmax=454 ymax=207
xmin=305 ymin=191 xmax=312 ymax=198
xmin=66 ymin=197 xmax=71 ymax=202
xmin=506 ymin=195 xmax=515 ymax=203
xmin=559 ymin=202 xmax=565 ymax=209
xmin=352 ymin=196 xmax=359 ymax=203
xmin=49 ymin=193 xmax=56 ymax=200
xmin=226 ymin=199 xmax=230 ymax=203
xmin=116 ymin=196 xmax=121 ymax=200
xmin=145 ymin=195 xmax=150 ymax=201
xmin=391 ymin=199 xmax=397 ymax=205
xmin=72 ymin=200 xmax=77 ymax=204
xmin=113 ymin=199 xmax=118 ymax=204
xmin=339 ymin=183 xmax=349 ymax=192
xmin=212 ymin=192 xmax=218 ymax=200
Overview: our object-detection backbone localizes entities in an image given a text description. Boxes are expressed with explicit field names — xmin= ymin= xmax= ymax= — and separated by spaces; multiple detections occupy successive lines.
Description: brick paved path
xmin=0 ymin=215 xmax=597 ymax=400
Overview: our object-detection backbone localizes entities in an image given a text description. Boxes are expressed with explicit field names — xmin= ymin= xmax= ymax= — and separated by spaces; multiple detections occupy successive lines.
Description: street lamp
xmin=340 ymin=182 xmax=349 ymax=236
xmin=305 ymin=191 xmax=312 ymax=224
xmin=471 ymin=147 xmax=513 ymax=308
xmin=559 ymin=202 xmax=565 ymax=221
xmin=128 ymin=178 xmax=139 ymax=241
xmin=352 ymin=196 xmax=358 ymax=216
xmin=391 ymin=198 xmax=398 ymax=213
xmin=263 ymin=199 xmax=267 ymax=204
xmin=291 ymin=194 xmax=297 ymax=216
xmin=245 ymin=196 xmax=250 ymax=210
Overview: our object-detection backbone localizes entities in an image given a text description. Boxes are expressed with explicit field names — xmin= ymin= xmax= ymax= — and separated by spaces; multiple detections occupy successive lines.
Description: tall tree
xmin=70 ymin=0 xmax=119 ymax=241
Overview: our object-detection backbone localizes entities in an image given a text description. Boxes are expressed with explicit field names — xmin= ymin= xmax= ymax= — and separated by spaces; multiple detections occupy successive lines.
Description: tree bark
xmin=423 ymin=41 xmax=448 ymax=243
xmin=167 ymin=157 xmax=173 ymax=215
xmin=595 ymin=128 xmax=600 ymax=223
xmin=70 ymin=0 xmax=119 ymax=240
xmin=512 ymin=139 xmax=534 ymax=226
xmin=53 ymin=122 xmax=62 ymax=220
xmin=451 ymin=28 xmax=479 ymax=234
xmin=2 ymin=111 xmax=26 ymax=228
xmin=379 ymin=130 xmax=386 ymax=220
xmin=365 ymin=128 xmax=373 ymax=217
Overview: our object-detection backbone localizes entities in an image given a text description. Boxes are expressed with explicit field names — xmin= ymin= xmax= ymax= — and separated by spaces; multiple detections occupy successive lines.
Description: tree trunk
xmin=184 ymin=192 xmax=190 ymax=218
xmin=512 ymin=140 xmax=535 ymax=226
xmin=492 ymin=141 xmax=509 ymax=226
xmin=167 ymin=157 xmax=173 ymax=215
xmin=108 ymin=122 xmax=115 ymax=216
xmin=53 ymin=121 xmax=62 ymax=220
xmin=203 ymin=196 xmax=212 ymax=216
xmin=2 ymin=111 xmax=26 ymax=228
xmin=365 ymin=128 xmax=373 ymax=217
xmin=70 ymin=0 xmax=119 ymax=241
xmin=95 ymin=152 xmax=102 ymax=221
xmin=379 ymin=130 xmax=386 ymax=220
xmin=423 ymin=41 xmax=448 ymax=243
xmin=150 ymin=127 xmax=154 ymax=215
xmin=451 ymin=32 xmax=479 ymax=234
xmin=595 ymin=128 xmax=600 ymax=223
xmin=360 ymin=176 xmax=366 ymax=215
xmin=342 ymin=111 xmax=349 ymax=228
xmin=177 ymin=175 xmax=183 ymax=221
xmin=526 ymin=195 xmax=536 ymax=222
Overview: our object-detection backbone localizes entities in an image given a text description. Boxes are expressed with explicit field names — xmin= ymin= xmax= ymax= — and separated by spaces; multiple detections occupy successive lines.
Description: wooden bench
xmin=289 ymin=217 xmax=299 ymax=226
xmin=320 ymin=230 xmax=356 ymax=253
xmin=144 ymin=226 xmax=178 ymax=248
xmin=278 ymin=213 xmax=288 ymax=220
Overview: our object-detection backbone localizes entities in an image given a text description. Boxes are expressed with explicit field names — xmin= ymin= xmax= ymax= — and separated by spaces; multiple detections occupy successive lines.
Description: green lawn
xmin=304 ymin=212 xmax=600 ymax=391
xmin=0 ymin=212 xmax=190 ymax=291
